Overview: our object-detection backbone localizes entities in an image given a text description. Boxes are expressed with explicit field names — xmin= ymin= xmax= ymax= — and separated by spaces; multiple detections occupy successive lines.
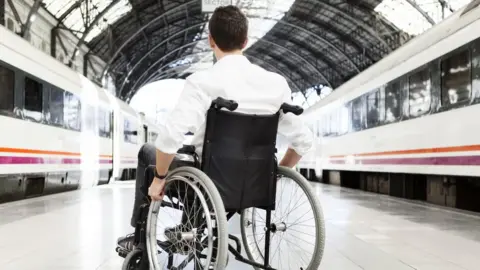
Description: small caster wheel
xmin=122 ymin=249 xmax=145 ymax=270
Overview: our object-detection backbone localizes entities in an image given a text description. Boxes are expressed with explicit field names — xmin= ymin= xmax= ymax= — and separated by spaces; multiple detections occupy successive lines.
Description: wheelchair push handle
xmin=281 ymin=103 xmax=303 ymax=115
xmin=212 ymin=97 xmax=238 ymax=111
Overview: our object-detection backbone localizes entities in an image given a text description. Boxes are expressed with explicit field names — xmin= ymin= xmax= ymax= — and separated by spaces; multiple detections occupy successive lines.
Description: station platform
xmin=1 ymin=181 xmax=479 ymax=270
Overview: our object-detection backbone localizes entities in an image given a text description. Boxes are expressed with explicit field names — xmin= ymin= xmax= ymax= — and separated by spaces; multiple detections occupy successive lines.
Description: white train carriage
xmin=0 ymin=24 xmax=154 ymax=203
xmin=299 ymin=2 xmax=480 ymax=211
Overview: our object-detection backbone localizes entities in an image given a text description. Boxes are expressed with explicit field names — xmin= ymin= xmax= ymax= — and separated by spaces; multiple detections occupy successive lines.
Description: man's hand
xmin=148 ymin=177 xmax=166 ymax=201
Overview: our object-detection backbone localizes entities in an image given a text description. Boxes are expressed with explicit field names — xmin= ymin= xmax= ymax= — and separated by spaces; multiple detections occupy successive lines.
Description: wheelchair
xmin=117 ymin=97 xmax=325 ymax=270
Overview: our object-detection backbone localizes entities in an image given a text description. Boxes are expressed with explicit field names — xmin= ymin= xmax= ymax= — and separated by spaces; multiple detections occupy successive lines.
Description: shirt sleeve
xmin=154 ymin=76 xmax=210 ymax=154
xmin=277 ymin=81 xmax=314 ymax=156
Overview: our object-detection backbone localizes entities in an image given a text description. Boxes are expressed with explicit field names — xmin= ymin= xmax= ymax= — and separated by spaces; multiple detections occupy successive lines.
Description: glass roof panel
xmin=182 ymin=0 xmax=472 ymax=77
xmin=42 ymin=0 xmax=475 ymax=101
xmin=43 ymin=0 xmax=76 ymax=17
xmin=43 ymin=0 xmax=132 ymax=42
xmin=375 ymin=0 xmax=472 ymax=36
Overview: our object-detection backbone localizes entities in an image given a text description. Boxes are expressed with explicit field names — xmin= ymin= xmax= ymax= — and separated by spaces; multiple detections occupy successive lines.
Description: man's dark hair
xmin=208 ymin=5 xmax=248 ymax=52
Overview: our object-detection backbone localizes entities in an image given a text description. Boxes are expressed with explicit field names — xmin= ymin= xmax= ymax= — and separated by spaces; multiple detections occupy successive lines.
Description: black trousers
xmin=130 ymin=143 xmax=196 ymax=227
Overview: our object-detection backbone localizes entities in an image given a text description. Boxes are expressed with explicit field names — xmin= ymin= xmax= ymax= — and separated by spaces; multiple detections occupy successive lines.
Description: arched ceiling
xmin=42 ymin=0 xmax=473 ymax=102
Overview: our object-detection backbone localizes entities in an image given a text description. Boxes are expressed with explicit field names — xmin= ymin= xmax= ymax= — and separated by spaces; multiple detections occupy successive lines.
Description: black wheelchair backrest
xmin=201 ymin=97 xmax=290 ymax=211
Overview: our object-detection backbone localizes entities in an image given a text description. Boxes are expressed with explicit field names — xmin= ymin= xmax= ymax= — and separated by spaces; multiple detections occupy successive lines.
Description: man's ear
xmin=208 ymin=34 xmax=216 ymax=49
xmin=241 ymin=37 xmax=248 ymax=49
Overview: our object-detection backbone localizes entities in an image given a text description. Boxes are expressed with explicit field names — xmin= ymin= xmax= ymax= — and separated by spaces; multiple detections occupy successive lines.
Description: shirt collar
xmin=214 ymin=54 xmax=250 ymax=65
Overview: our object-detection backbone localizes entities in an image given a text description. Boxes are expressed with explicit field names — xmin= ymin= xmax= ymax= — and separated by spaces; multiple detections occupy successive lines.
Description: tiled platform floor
xmin=1 ymin=181 xmax=479 ymax=270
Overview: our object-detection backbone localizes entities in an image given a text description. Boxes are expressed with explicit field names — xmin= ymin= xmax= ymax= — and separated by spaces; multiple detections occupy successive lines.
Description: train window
xmin=473 ymin=40 xmax=480 ymax=102
xmin=408 ymin=68 xmax=431 ymax=117
xmin=98 ymin=109 xmax=111 ymax=138
xmin=49 ymin=88 xmax=64 ymax=126
xmin=64 ymin=92 xmax=82 ymax=131
xmin=441 ymin=49 xmax=471 ymax=106
xmin=351 ymin=96 xmax=366 ymax=132
xmin=0 ymin=65 xmax=15 ymax=115
xmin=124 ymin=119 xmax=138 ymax=144
xmin=385 ymin=80 xmax=402 ymax=122
xmin=24 ymin=77 xmax=43 ymax=122
xmin=366 ymin=89 xmax=385 ymax=128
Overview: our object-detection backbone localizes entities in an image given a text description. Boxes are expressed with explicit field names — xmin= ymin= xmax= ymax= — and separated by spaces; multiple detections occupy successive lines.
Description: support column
xmin=50 ymin=27 xmax=57 ymax=58
xmin=83 ymin=53 xmax=89 ymax=77
xmin=22 ymin=0 xmax=43 ymax=38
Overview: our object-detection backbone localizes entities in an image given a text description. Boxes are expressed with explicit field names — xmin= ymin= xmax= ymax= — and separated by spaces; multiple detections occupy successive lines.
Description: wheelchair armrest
xmin=177 ymin=145 xmax=196 ymax=155
xmin=212 ymin=97 xmax=238 ymax=111
xmin=280 ymin=103 xmax=303 ymax=115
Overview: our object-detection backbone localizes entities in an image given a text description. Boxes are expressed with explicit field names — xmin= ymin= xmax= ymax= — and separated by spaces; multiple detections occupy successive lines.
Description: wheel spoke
xmin=145 ymin=167 xmax=228 ymax=270
xmin=240 ymin=168 xmax=325 ymax=270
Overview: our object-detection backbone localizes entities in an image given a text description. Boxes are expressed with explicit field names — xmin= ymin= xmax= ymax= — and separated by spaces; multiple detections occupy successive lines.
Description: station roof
xmin=42 ymin=0 xmax=473 ymax=102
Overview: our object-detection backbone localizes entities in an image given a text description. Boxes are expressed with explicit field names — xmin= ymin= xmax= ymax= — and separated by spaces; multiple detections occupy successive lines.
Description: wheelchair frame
xmin=117 ymin=97 xmax=316 ymax=270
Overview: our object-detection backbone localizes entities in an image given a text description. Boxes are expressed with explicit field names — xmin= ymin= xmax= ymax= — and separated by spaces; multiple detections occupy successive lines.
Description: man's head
xmin=208 ymin=5 xmax=248 ymax=59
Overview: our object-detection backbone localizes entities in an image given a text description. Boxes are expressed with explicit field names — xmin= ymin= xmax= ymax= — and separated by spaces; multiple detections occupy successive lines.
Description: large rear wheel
xmin=146 ymin=167 xmax=229 ymax=270
xmin=240 ymin=166 xmax=325 ymax=270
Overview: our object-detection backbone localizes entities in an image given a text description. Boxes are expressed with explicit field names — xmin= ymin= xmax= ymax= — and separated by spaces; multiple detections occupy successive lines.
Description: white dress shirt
xmin=154 ymin=54 xmax=313 ymax=157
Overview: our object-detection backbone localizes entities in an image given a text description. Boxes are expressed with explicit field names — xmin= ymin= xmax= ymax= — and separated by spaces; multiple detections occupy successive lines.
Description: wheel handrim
xmin=147 ymin=174 xmax=217 ymax=269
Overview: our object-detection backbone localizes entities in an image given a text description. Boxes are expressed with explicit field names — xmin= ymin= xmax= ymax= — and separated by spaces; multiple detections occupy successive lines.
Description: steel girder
xmin=67 ymin=0 xmax=122 ymax=66
xmin=0 ymin=0 xmax=4 ymax=26
xmin=91 ymin=0 xmax=408 ymax=100
xmin=90 ymin=0 xmax=412 ymax=99
xmin=123 ymin=34 xmax=331 ymax=99
xmin=6 ymin=0 xmax=42 ymax=37
xmin=97 ymin=0 xmax=198 ymax=79
xmin=43 ymin=0 xmax=454 ymax=101
xmin=116 ymin=12 xmax=364 ymax=97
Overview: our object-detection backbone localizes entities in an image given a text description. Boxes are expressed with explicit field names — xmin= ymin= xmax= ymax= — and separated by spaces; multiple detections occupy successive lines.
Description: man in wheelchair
xmin=117 ymin=5 xmax=322 ymax=270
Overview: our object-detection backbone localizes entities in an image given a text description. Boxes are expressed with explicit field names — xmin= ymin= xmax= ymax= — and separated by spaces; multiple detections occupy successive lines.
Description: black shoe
xmin=117 ymin=233 xmax=135 ymax=252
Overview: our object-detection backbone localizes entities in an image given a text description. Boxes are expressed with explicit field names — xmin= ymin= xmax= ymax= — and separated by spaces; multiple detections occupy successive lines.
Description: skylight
xmin=42 ymin=0 xmax=132 ymax=42
xmin=375 ymin=0 xmax=472 ymax=35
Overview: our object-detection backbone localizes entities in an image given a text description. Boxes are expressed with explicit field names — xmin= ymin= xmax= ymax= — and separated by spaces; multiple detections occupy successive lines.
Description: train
xmin=298 ymin=2 xmax=480 ymax=212
xmin=0 ymin=24 xmax=160 ymax=203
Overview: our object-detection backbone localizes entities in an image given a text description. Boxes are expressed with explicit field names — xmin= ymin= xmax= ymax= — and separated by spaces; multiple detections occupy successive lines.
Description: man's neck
xmin=215 ymin=50 xmax=243 ymax=61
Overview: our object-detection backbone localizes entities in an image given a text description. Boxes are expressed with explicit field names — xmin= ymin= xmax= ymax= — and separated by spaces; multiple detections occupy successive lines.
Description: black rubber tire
xmin=122 ymin=249 xmax=144 ymax=270
xmin=146 ymin=166 xmax=229 ymax=270
xmin=240 ymin=166 xmax=326 ymax=270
